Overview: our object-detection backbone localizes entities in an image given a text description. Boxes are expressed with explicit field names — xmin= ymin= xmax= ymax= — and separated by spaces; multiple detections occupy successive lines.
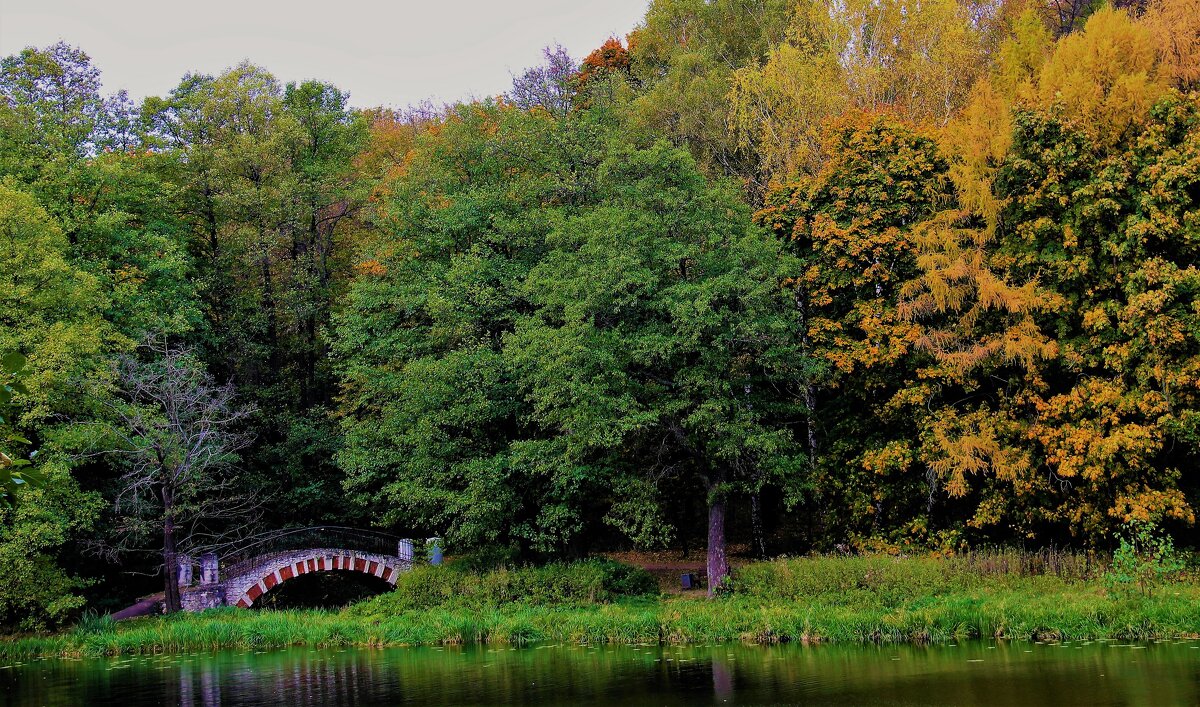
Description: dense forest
xmin=1 ymin=0 xmax=1198 ymax=627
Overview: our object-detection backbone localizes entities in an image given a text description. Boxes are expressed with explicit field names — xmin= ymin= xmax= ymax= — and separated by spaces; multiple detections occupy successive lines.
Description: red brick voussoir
xmin=228 ymin=548 xmax=405 ymax=609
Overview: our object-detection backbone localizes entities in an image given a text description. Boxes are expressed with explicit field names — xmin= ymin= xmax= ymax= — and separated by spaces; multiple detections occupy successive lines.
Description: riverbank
xmin=4 ymin=554 xmax=1199 ymax=658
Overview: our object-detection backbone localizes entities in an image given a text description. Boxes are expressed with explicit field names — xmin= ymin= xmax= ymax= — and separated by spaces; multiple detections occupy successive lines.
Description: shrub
xmin=1105 ymin=521 xmax=1185 ymax=597
xmin=453 ymin=546 xmax=522 ymax=573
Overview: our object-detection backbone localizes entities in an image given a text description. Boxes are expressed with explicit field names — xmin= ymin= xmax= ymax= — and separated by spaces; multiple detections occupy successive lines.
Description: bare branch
xmin=89 ymin=336 xmax=264 ymax=611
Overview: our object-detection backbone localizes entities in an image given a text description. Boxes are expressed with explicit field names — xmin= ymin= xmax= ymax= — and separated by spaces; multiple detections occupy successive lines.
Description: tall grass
xmin=349 ymin=558 xmax=658 ymax=614
xmin=729 ymin=549 xmax=1103 ymax=605
xmin=4 ymin=552 xmax=1198 ymax=659
xmin=952 ymin=547 xmax=1101 ymax=581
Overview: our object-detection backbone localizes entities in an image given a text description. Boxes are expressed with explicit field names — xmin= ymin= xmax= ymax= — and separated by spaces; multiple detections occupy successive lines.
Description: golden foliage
xmin=730 ymin=0 xmax=993 ymax=180
xmin=1035 ymin=7 xmax=1167 ymax=144
xmin=901 ymin=209 xmax=1058 ymax=381
xmin=353 ymin=259 xmax=388 ymax=277
xmin=1142 ymin=0 xmax=1200 ymax=89
xmin=922 ymin=407 xmax=1031 ymax=499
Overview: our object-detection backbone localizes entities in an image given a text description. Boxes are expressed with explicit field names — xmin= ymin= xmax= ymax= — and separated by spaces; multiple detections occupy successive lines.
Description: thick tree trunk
xmin=706 ymin=476 xmax=730 ymax=597
xmin=162 ymin=487 xmax=182 ymax=614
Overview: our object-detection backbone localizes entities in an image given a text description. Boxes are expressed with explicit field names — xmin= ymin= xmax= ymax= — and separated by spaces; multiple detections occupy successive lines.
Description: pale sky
xmin=0 ymin=0 xmax=650 ymax=108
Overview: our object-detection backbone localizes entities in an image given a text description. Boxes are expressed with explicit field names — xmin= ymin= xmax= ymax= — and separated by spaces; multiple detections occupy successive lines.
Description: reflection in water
xmin=4 ymin=639 xmax=1200 ymax=706
xmin=711 ymin=654 xmax=733 ymax=701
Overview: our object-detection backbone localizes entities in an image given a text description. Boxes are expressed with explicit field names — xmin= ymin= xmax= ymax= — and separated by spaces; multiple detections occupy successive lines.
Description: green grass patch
xmin=4 ymin=554 xmax=1199 ymax=659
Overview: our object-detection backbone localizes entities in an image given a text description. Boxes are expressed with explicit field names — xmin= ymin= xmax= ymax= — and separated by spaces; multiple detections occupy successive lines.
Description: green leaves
xmin=0 ymin=129 xmax=124 ymax=626
xmin=0 ymin=349 xmax=37 ymax=507
xmin=336 ymin=101 xmax=809 ymax=556
xmin=0 ymin=353 xmax=30 ymax=413
xmin=2 ymin=352 xmax=27 ymax=374
xmin=334 ymin=103 xmax=590 ymax=553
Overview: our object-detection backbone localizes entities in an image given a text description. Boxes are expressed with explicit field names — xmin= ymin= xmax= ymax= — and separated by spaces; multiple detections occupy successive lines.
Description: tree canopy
xmin=2 ymin=0 xmax=1199 ymax=623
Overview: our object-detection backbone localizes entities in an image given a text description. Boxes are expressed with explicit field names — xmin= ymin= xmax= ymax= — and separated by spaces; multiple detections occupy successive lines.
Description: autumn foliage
xmin=577 ymin=37 xmax=631 ymax=86
xmin=753 ymin=6 xmax=1200 ymax=549
xmin=4 ymin=0 xmax=1200 ymax=627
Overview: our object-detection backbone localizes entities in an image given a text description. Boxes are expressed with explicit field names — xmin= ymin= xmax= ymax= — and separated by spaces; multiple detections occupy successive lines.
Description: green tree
xmin=0 ymin=42 xmax=198 ymax=343
xmin=509 ymin=141 xmax=807 ymax=591
xmin=0 ymin=42 xmax=103 ymax=211
xmin=143 ymin=66 xmax=368 ymax=523
xmin=334 ymin=102 xmax=594 ymax=553
xmin=626 ymin=0 xmax=795 ymax=193
xmin=0 ymin=184 xmax=108 ymax=628
xmin=0 ymin=43 xmax=205 ymax=615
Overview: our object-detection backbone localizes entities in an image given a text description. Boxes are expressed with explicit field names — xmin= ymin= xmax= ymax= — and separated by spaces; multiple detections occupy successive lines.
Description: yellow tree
xmin=902 ymin=7 xmax=1196 ymax=544
xmin=1035 ymin=6 xmax=1166 ymax=146
xmin=1142 ymin=0 xmax=1200 ymax=90
xmin=730 ymin=0 xmax=996 ymax=182
xmin=756 ymin=112 xmax=957 ymax=548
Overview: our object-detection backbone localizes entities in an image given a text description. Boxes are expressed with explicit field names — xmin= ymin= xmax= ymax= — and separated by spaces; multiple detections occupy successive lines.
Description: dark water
xmin=3 ymin=639 xmax=1200 ymax=706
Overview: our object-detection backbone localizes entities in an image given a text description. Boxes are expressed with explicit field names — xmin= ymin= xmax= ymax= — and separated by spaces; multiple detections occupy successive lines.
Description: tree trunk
xmin=706 ymin=476 xmax=730 ymax=597
xmin=259 ymin=235 xmax=279 ymax=363
xmin=803 ymin=382 xmax=818 ymax=463
xmin=750 ymin=491 xmax=767 ymax=558
xmin=162 ymin=486 xmax=182 ymax=614
xmin=203 ymin=183 xmax=219 ymax=267
xmin=793 ymin=288 xmax=819 ymax=465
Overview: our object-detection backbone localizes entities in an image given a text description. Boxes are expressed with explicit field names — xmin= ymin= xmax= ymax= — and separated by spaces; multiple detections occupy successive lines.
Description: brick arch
xmin=232 ymin=550 xmax=403 ymax=608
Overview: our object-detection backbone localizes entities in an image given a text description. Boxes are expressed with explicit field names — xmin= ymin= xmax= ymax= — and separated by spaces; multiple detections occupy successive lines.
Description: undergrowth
xmin=4 ymin=553 xmax=1198 ymax=659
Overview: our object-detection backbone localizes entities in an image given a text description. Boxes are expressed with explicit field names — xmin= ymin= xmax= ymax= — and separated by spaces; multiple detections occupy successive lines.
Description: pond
xmin=3 ymin=639 xmax=1199 ymax=706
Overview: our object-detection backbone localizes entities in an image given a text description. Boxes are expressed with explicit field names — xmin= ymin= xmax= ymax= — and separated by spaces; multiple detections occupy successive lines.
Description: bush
xmin=453 ymin=546 xmax=522 ymax=573
xmin=70 ymin=610 xmax=115 ymax=636
xmin=349 ymin=559 xmax=657 ymax=615
xmin=1105 ymin=521 xmax=1185 ymax=597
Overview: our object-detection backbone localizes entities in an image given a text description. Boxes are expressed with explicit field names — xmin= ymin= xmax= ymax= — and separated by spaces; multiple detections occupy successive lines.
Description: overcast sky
xmin=0 ymin=0 xmax=650 ymax=108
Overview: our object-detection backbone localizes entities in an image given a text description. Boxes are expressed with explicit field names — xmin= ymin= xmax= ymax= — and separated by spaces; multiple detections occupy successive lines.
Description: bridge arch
xmin=177 ymin=527 xmax=426 ymax=612
xmin=229 ymin=548 xmax=406 ymax=608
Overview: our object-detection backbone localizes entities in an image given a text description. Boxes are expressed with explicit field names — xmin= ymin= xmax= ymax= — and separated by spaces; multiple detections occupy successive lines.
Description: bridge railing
xmin=216 ymin=526 xmax=403 ymax=580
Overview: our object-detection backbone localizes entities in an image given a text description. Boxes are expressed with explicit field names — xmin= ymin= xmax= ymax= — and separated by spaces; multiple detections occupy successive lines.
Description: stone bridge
xmin=177 ymin=527 xmax=439 ymax=612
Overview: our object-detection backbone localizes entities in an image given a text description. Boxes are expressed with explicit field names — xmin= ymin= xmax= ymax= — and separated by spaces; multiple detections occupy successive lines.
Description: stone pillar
xmin=200 ymin=552 xmax=220 ymax=585
xmin=427 ymin=537 xmax=443 ymax=566
xmin=177 ymin=554 xmax=194 ymax=587
xmin=397 ymin=539 xmax=413 ymax=564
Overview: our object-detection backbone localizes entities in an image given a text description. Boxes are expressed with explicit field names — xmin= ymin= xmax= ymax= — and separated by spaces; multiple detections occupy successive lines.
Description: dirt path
xmin=603 ymin=548 xmax=756 ymax=594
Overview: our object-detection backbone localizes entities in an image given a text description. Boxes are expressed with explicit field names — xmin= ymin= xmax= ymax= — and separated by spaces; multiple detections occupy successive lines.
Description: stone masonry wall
xmin=180 ymin=547 xmax=410 ymax=611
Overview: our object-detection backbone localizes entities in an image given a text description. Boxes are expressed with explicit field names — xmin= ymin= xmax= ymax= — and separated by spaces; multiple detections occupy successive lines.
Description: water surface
xmin=3 ymin=639 xmax=1199 ymax=705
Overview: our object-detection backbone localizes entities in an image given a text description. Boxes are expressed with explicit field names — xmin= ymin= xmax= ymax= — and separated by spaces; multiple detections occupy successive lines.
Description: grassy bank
xmin=4 ymin=553 xmax=1199 ymax=659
